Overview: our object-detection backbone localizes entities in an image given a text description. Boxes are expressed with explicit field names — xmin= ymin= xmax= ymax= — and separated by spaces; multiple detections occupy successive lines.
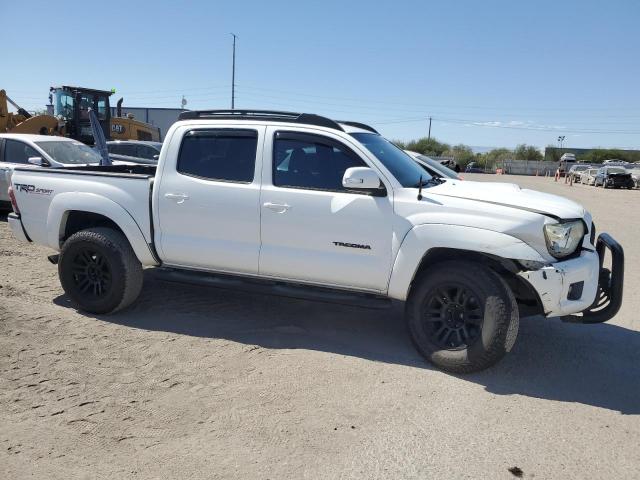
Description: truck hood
xmin=427 ymin=180 xmax=586 ymax=220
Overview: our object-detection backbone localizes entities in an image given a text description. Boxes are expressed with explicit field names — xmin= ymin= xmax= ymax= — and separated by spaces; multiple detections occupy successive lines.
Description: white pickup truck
xmin=7 ymin=110 xmax=624 ymax=373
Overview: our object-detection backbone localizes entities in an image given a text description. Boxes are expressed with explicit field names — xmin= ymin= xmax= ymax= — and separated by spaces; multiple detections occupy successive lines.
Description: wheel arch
xmin=387 ymin=224 xmax=545 ymax=316
xmin=47 ymin=192 xmax=157 ymax=266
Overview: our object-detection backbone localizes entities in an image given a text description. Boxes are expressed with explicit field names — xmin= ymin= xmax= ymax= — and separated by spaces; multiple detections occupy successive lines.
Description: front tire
xmin=406 ymin=261 xmax=519 ymax=373
xmin=58 ymin=227 xmax=143 ymax=314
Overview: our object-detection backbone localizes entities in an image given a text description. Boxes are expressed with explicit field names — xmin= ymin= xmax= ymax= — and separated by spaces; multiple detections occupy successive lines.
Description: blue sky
xmin=3 ymin=0 xmax=639 ymax=150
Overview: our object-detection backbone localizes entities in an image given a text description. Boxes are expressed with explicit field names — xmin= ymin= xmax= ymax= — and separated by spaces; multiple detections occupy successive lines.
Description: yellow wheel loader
xmin=50 ymin=86 xmax=161 ymax=144
xmin=0 ymin=89 xmax=64 ymax=135
xmin=3 ymin=86 xmax=161 ymax=144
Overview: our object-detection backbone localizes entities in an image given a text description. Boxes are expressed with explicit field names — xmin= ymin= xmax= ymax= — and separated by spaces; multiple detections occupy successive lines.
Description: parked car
xmin=0 ymin=133 xmax=106 ymax=207
xmin=567 ymin=164 xmax=590 ymax=183
xmin=465 ymin=161 xmax=484 ymax=173
xmin=8 ymin=110 xmax=624 ymax=373
xmin=628 ymin=166 xmax=640 ymax=188
xmin=405 ymin=151 xmax=462 ymax=180
xmin=107 ymin=140 xmax=162 ymax=165
xmin=594 ymin=166 xmax=635 ymax=189
xmin=580 ymin=168 xmax=599 ymax=186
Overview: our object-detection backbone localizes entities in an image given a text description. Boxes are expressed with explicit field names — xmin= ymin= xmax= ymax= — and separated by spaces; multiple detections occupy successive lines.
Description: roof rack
xmin=178 ymin=109 xmax=344 ymax=131
xmin=335 ymin=121 xmax=379 ymax=134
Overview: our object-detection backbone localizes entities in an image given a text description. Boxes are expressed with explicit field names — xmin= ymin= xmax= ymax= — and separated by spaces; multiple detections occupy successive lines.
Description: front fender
xmin=387 ymin=224 xmax=547 ymax=301
xmin=46 ymin=192 xmax=157 ymax=266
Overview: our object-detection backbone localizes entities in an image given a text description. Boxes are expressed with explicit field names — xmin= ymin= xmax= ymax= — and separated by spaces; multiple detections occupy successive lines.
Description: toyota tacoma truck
xmin=6 ymin=110 xmax=624 ymax=373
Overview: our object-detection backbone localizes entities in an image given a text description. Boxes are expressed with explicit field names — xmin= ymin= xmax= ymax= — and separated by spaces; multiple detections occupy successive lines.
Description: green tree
xmin=404 ymin=137 xmax=451 ymax=156
xmin=579 ymin=148 xmax=640 ymax=163
xmin=444 ymin=144 xmax=475 ymax=168
xmin=478 ymin=148 xmax=513 ymax=170
xmin=392 ymin=139 xmax=407 ymax=150
xmin=514 ymin=144 xmax=543 ymax=161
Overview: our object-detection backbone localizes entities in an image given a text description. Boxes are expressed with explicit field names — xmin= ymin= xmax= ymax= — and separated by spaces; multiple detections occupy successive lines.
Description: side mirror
xmin=342 ymin=167 xmax=385 ymax=196
xmin=28 ymin=156 xmax=49 ymax=167
xmin=153 ymin=154 xmax=159 ymax=160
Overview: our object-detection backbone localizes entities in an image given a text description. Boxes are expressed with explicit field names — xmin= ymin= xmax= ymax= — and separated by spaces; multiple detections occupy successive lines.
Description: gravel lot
xmin=1 ymin=174 xmax=639 ymax=479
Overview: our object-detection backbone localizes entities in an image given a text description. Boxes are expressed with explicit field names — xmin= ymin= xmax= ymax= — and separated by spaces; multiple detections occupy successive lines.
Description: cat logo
xmin=112 ymin=124 xmax=126 ymax=134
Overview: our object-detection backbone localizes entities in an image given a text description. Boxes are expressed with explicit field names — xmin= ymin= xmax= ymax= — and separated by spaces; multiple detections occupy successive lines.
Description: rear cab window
xmin=177 ymin=129 xmax=258 ymax=183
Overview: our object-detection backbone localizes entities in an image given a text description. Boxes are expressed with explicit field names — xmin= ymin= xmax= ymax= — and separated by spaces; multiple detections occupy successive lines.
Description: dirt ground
xmin=1 ymin=174 xmax=639 ymax=479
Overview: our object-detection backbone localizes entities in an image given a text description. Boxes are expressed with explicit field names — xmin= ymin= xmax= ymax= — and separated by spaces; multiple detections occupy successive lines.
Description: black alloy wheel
xmin=406 ymin=260 xmax=519 ymax=373
xmin=70 ymin=248 xmax=112 ymax=298
xmin=59 ymin=227 xmax=143 ymax=314
xmin=421 ymin=284 xmax=483 ymax=350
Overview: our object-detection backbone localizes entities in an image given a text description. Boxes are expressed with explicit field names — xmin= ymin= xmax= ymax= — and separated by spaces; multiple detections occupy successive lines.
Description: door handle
xmin=165 ymin=193 xmax=189 ymax=204
xmin=263 ymin=202 xmax=291 ymax=213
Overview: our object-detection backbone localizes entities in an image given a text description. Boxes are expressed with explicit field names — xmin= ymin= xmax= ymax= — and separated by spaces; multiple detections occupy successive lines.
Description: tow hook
xmin=47 ymin=254 xmax=59 ymax=265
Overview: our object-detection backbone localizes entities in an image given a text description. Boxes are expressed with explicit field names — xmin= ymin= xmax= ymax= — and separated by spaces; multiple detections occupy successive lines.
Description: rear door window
xmin=108 ymin=143 xmax=125 ymax=155
xmin=4 ymin=140 xmax=40 ymax=164
xmin=121 ymin=144 xmax=137 ymax=157
xmin=136 ymin=145 xmax=159 ymax=159
xmin=177 ymin=129 xmax=258 ymax=183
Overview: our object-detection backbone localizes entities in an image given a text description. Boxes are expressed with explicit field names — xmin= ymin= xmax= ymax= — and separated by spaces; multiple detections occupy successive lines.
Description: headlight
xmin=544 ymin=220 xmax=585 ymax=258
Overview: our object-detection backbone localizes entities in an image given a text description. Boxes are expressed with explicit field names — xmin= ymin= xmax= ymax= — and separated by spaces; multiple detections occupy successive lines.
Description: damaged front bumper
xmin=518 ymin=233 xmax=624 ymax=322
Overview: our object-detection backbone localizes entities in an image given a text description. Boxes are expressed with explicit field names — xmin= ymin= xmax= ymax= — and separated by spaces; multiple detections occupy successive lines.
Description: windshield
xmin=53 ymin=90 xmax=74 ymax=121
xmin=351 ymin=133 xmax=431 ymax=187
xmin=35 ymin=140 xmax=102 ymax=165
xmin=607 ymin=167 xmax=626 ymax=174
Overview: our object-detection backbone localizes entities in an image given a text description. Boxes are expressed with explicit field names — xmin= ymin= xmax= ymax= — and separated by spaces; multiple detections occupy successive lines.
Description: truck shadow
xmin=55 ymin=270 xmax=640 ymax=415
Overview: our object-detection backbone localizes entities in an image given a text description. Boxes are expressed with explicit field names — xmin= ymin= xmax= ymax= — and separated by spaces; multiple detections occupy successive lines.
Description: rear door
xmin=155 ymin=125 xmax=264 ymax=274
xmin=0 ymin=139 xmax=40 ymax=202
xmin=258 ymin=128 xmax=393 ymax=292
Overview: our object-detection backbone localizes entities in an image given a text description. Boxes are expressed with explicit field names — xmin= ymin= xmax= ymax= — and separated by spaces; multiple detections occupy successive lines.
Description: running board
xmin=154 ymin=267 xmax=392 ymax=309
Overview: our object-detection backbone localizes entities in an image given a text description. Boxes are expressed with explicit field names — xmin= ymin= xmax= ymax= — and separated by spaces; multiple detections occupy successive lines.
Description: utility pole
xmin=428 ymin=116 xmax=432 ymax=140
xmin=230 ymin=33 xmax=237 ymax=110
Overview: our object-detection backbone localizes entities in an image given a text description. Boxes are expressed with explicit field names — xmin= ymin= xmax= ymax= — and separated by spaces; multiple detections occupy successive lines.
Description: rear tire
xmin=406 ymin=261 xmax=519 ymax=373
xmin=58 ymin=227 xmax=143 ymax=314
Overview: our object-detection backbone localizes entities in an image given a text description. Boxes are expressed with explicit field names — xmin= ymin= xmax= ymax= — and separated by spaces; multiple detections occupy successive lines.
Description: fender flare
xmin=386 ymin=224 xmax=547 ymax=301
xmin=46 ymin=192 xmax=157 ymax=266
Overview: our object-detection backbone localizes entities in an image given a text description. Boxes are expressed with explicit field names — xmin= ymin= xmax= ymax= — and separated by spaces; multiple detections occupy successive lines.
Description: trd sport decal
xmin=333 ymin=241 xmax=371 ymax=250
xmin=14 ymin=183 xmax=53 ymax=195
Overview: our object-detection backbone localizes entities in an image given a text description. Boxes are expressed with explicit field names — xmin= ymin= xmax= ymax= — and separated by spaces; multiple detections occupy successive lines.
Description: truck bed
xmin=11 ymin=164 xmax=157 ymax=261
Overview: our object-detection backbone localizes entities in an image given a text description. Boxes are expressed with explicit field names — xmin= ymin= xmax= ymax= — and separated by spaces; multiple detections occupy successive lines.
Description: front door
xmin=259 ymin=128 xmax=393 ymax=292
xmin=156 ymin=126 xmax=264 ymax=274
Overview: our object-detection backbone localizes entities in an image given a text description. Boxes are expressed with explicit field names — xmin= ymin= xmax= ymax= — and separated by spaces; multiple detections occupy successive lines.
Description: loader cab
xmin=50 ymin=86 xmax=112 ymax=145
